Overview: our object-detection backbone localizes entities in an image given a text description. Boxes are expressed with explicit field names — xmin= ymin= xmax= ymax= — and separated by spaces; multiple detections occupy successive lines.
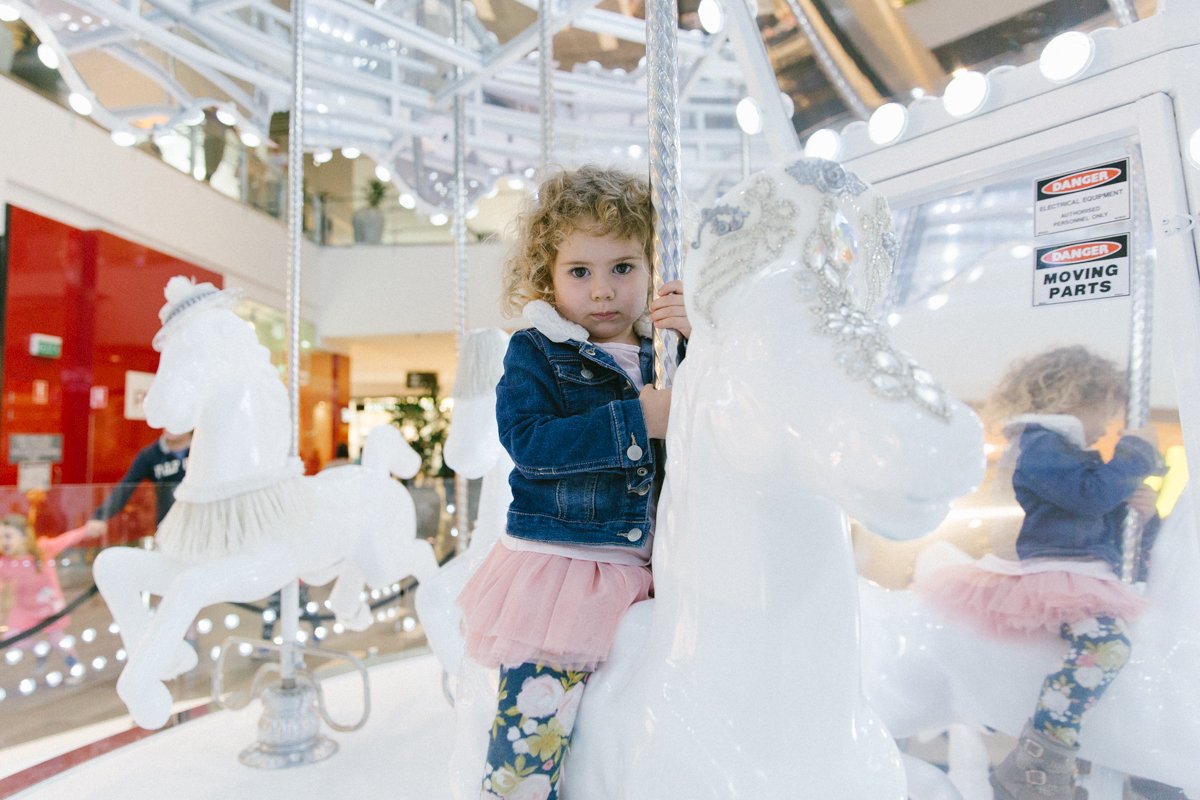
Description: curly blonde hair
xmin=986 ymin=345 xmax=1126 ymax=426
xmin=501 ymin=166 xmax=654 ymax=317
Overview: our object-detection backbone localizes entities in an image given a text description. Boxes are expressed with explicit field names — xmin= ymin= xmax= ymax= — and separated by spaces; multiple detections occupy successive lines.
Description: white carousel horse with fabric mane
xmin=859 ymin=483 xmax=1200 ymax=799
xmin=93 ymin=277 xmax=438 ymax=731
xmin=411 ymin=326 xmax=512 ymax=799
xmin=416 ymin=160 xmax=982 ymax=798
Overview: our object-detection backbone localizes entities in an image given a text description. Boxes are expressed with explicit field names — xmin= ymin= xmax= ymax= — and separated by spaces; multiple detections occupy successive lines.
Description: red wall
xmin=1 ymin=205 xmax=223 ymax=487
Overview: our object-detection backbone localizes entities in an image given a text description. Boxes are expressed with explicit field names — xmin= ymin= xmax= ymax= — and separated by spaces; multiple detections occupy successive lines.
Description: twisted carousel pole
xmin=452 ymin=0 xmax=471 ymax=550
xmin=539 ymin=0 xmax=555 ymax=167
xmin=646 ymin=0 xmax=683 ymax=388
xmin=1121 ymin=155 xmax=1153 ymax=583
xmin=1107 ymin=0 xmax=1138 ymax=26
xmin=234 ymin=0 xmax=338 ymax=767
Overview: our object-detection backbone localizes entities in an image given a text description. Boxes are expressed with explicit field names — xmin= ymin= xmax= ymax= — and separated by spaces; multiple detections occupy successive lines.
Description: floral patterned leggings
xmin=482 ymin=662 xmax=590 ymax=800
xmin=1033 ymin=614 xmax=1131 ymax=747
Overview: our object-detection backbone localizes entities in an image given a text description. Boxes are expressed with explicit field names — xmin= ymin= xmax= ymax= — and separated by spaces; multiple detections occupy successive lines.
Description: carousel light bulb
xmin=239 ymin=130 xmax=261 ymax=148
xmin=375 ymin=165 xmax=391 ymax=182
xmin=92 ymin=656 xmax=108 ymax=670
xmin=262 ymin=608 xmax=277 ymax=623
xmin=237 ymin=642 xmax=254 ymax=657
xmin=69 ymin=663 xmax=85 ymax=678
xmin=33 ymin=640 xmax=51 ymax=657
xmin=697 ymin=0 xmax=723 ymax=34
xmin=0 ymin=4 xmax=20 ymax=22
xmin=398 ymin=192 xmax=416 ymax=209
xmin=314 ymin=626 xmax=327 ymax=639
xmin=430 ymin=212 xmax=449 ymax=226
xmin=1039 ymin=31 xmax=1095 ymax=83
xmin=111 ymin=130 xmax=137 ymax=147
xmin=333 ymin=622 xmax=345 ymax=635
xmin=19 ymin=679 xmax=36 ymax=696
xmin=36 ymin=44 xmax=59 ymax=70
xmin=224 ymin=613 xmax=240 ymax=630
xmin=305 ymin=601 xmax=319 ymax=614
xmin=942 ymin=71 xmax=989 ymax=117
xmin=68 ymin=93 xmax=94 ymax=117
xmin=313 ymin=149 xmax=333 ymax=165
xmin=735 ymin=97 xmax=764 ymax=135
xmin=1189 ymin=128 xmax=1200 ymax=168
xmin=402 ymin=615 xmax=417 ymax=632
xmin=58 ymin=635 xmax=76 ymax=650
xmin=0 ymin=688 xmax=6 ymax=702
xmin=804 ymin=128 xmax=842 ymax=161
xmin=868 ymin=102 xmax=908 ymax=145
xmin=108 ymin=622 xmax=120 ymax=634
xmin=116 ymin=648 xmax=127 ymax=661
xmin=446 ymin=503 xmax=456 ymax=514
xmin=45 ymin=671 xmax=63 ymax=688
xmin=341 ymin=146 xmax=360 ymax=159
xmin=5 ymin=650 xmax=22 ymax=665
xmin=215 ymin=107 xmax=238 ymax=126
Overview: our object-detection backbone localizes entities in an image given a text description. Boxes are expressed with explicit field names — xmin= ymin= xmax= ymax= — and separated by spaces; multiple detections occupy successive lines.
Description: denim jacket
xmin=1010 ymin=416 xmax=1162 ymax=580
xmin=497 ymin=304 xmax=676 ymax=549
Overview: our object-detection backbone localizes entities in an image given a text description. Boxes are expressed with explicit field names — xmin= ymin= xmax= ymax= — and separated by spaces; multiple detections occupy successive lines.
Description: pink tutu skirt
xmin=457 ymin=542 xmax=653 ymax=672
xmin=915 ymin=559 xmax=1148 ymax=638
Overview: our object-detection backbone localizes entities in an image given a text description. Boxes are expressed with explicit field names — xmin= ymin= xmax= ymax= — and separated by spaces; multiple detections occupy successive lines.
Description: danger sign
xmin=1034 ymin=158 xmax=1130 ymax=236
xmin=1033 ymin=233 xmax=1130 ymax=306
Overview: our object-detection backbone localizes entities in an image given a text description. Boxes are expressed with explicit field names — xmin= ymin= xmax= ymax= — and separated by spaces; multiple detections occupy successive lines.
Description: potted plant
xmin=352 ymin=178 xmax=388 ymax=244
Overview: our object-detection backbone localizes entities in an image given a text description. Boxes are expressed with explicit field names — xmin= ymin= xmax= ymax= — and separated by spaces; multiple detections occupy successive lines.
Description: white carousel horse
xmin=93 ymin=277 xmax=438 ymax=731
xmin=409 ymin=327 xmax=512 ymax=800
xmin=556 ymin=160 xmax=986 ymax=799
xmin=859 ymin=484 xmax=1200 ymax=799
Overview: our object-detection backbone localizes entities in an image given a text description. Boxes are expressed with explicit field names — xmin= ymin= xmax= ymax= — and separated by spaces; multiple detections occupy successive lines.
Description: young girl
xmin=1 ymin=514 xmax=95 ymax=678
xmin=917 ymin=346 xmax=1161 ymax=800
xmin=456 ymin=165 xmax=690 ymax=799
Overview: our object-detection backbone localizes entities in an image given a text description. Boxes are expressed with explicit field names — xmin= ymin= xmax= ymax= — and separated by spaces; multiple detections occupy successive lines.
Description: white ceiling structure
xmin=11 ymin=0 xmax=799 ymax=211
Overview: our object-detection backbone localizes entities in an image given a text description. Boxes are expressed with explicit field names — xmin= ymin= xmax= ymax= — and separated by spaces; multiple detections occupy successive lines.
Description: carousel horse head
xmin=144 ymin=276 xmax=277 ymax=436
xmin=685 ymin=159 xmax=985 ymax=539
xmin=441 ymin=327 xmax=510 ymax=479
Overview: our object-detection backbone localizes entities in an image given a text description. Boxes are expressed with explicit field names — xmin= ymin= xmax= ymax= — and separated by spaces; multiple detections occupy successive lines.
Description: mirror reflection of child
xmin=1 ymin=514 xmax=96 ymax=680
xmin=917 ymin=346 xmax=1162 ymax=800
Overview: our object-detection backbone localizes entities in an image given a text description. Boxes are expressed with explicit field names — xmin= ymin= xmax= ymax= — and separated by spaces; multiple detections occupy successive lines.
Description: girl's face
xmin=1071 ymin=404 xmax=1118 ymax=446
xmin=551 ymin=229 xmax=649 ymax=345
xmin=1 ymin=524 xmax=28 ymax=556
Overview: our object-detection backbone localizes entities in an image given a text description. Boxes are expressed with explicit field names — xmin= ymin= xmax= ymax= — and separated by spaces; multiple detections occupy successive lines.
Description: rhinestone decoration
xmin=692 ymin=204 xmax=750 ymax=248
xmin=693 ymin=175 xmax=798 ymax=326
xmin=785 ymin=159 xmax=869 ymax=198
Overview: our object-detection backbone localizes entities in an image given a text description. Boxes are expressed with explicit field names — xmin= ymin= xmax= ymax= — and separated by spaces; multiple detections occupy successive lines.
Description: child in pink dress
xmin=1 ymin=513 xmax=95 ymax=676
xmin=457 ymin=166 xmax=690 ymax=799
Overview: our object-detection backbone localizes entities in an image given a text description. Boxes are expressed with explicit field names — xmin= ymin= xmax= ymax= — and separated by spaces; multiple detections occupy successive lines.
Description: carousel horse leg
xmin=945 ymin=724 xmax=992 ymax=800
xmin=326 ymin=561 xmax=374 ymax=631
xmin=117 ymin=546 xmax=296 ymax=729
xmin=93 ymin=548 xmax=196 ymax=678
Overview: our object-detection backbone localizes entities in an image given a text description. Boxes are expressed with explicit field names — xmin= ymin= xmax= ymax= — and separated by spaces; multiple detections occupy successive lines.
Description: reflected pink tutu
xmin=457 ymin=542 xmax=653 ymax=671
xmin=915 ymin=563 xmax=1148 ymax=638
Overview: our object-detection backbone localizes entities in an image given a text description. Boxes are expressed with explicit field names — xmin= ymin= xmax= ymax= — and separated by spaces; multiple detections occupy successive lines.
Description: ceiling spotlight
xmin=942 ymin=70 xmax=989 ymax=118
xmin=868 ymin=102 xmax=908 ymax=145
xmin=341 ymin=147 xmax=361 ymax=159
xmin=67 ymin=92 xmax=94 ymax=117
xmin=803 ymin=128 xmax=841 ymax=161
xmin=0 ymin=4 xmax=20 ymax=21
xmin=398 ymin=192 xmax=416 ymax=209
xmin=111 ymin=130 xmax=137 ymax=147
xmin=215 ymin=107 xmax=238 ymax=126
xmin=735 ymin=97 xmax=764 ymax=136
xmin=375 ymin=165 xmax=391 ymax=182
xmin=429 ymin=212 xmax=449 ymax=226
xmin=312 ymin=149 xmax=333 ymax=165
xmin=1039 ymin=31 xmax=1095 ymax=83
xmin=697 ymin=0 xmax=724 ymax=34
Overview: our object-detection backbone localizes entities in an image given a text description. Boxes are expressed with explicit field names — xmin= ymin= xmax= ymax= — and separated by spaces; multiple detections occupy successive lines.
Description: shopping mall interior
xmin=2 ymin=0 xmax=1200 ymax=796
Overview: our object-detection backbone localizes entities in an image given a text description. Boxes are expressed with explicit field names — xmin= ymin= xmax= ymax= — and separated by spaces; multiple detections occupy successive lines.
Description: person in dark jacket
xmin=84 ymin=430 xmax=192 ymax=539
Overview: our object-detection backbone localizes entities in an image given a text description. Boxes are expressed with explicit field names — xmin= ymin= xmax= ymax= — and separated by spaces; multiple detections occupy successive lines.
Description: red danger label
xmin=1039 ymin=240 xmax=1123 ymax=265
xmin=1042 ymin=167 xmax=1122 ymax=196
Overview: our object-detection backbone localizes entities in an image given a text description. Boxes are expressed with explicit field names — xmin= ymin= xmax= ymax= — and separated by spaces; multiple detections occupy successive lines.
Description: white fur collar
xmin=521 ymin=299 xmax=653 ymax=343
xmin=1003 ymin=414 xmax=1086 ymax=448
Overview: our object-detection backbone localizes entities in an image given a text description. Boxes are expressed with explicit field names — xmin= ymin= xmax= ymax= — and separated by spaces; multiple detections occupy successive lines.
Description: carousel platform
xmin=2 ymin=652 xmax=456 ymax=799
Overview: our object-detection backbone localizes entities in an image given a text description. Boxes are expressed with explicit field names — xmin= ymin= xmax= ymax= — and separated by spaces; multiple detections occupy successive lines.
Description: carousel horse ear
xmin=361 ymin=424 xmax=421 ymax=479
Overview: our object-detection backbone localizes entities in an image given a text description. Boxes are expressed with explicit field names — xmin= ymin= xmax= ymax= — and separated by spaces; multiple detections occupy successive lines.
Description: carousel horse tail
xmin=361 ymin=424 xmax=421 ymax=480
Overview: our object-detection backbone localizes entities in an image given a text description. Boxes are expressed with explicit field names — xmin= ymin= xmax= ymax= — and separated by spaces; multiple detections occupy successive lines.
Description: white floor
xmin=10 ymin=653 xmax=457 ymax=799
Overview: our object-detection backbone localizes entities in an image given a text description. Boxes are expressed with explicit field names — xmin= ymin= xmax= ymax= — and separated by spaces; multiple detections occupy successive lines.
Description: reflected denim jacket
xmin=1012 ymin=422 xmax=1162 ymax=580
xmin=497 ymin=326 xmax=662 ymax=549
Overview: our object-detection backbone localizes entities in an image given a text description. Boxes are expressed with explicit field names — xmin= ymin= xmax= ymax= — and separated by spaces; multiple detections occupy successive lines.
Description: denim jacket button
xmin=626 ymin=444 xmax=644 ymax=461
xmin=624 ymin=527 xmax=643 ymax=542
xmin=580 ymin=367 xmax=594 ymax=379
xmin=636 ymin=467 xmax=648 ymax=476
